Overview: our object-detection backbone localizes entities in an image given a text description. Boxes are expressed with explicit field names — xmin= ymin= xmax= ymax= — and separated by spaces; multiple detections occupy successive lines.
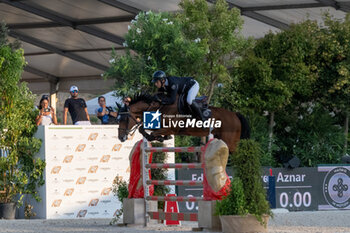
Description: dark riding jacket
xmin=157 ymin=76 xmax=195 ymax=105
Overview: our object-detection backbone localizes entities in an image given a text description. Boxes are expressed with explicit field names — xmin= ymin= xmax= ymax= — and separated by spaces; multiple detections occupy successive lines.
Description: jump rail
xmin=142 ymin=138 xmax=204 ymax=226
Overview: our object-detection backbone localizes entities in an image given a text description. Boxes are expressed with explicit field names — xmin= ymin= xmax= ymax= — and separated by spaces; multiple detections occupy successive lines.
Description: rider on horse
xmin=151 ymin=70 xmax=204 ymax=121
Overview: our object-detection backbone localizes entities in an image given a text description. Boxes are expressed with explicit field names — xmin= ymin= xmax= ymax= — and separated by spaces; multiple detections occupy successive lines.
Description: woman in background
xmin=36 ymin=95 xmax=57 ymax=126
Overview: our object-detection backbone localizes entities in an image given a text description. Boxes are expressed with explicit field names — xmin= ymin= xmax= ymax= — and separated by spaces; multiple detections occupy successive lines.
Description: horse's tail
xmin=236 ymin=112 xmax=250 ymax=139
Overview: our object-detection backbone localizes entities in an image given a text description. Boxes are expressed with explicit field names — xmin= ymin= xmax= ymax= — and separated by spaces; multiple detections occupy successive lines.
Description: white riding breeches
xmin=187 ymin=80 xmax=199 ymax=105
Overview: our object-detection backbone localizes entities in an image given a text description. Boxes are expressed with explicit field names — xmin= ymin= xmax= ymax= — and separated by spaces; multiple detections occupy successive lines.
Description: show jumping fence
xmin=141 ymin=138 xmax=205 ymax=226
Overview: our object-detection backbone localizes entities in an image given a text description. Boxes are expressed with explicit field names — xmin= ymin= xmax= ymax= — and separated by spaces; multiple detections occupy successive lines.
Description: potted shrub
xmin=0 ymin=23 xmax=45 ymax=219
xmin=215 ymin=139 xmax=272 ymax=233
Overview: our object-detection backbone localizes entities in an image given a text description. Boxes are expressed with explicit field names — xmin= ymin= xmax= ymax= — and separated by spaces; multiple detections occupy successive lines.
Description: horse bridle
xmin=118 ymin=103 xmax=157 ymax=138
xmin=117 ymin=111 xmax=142 ymax=138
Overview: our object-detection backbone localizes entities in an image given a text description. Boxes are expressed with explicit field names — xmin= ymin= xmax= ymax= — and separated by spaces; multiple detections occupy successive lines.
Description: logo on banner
xmin=144 ymin=110 xmax=161 ymax=129
xmin=75 ymin=167 xmax=86 ymax=172
xmin=64 ymin=188 xmax=74 ymax=196
xmin=101 ymin=187 xmax=112 ymax=196
xmin=63 ymin=155 xmax=74 ymax=163
xmin=89 ymin=199 xmax=99 ymax=207
xmin=77 ymin=210 xmax=87 ymax=218
xmin=63 ymin=212 xmax=74 ymax=216
xmin=76 ymin=200 xmax=87 ymax=204
xmin=51 ymin=166 xmax=61 ymax=174
xmin=88 ymin=165 xmax=98 ymax=173
xmin=75 ymin=144 xmax=86 ymax=152
xmin=100 ymin=167 xmax=111 ymax=171
xmin=88 ymin=133 xmax=98 ymax=141
xmin=100 ymin=155 xmax=111 ymax=163
xmin=100 ymin=199 xmax=112 ymax=204
xmin=51 ymin=199 xmax=62 ymax=207
xmin=323 ymin=167 xmax=350 ymax=208
xmin=88 ymin=190 xmax=99 ymax=194
xmin=88 ymin=211 xmax=99 ymax=216
xmin=87 ymin=178 xmax=99 ymax=183
xmin=87 ymin=156 xmax=98 ymax=161
xmin=62 ymin=179 xmax=74 ymax=183
xmin=112 ymin=144 xmax=122 ymax=152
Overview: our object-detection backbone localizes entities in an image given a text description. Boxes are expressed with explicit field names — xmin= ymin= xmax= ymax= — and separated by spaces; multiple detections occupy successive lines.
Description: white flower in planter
xmin=123 ymin=42 xmax=128 ymax=47
xmin=194 ymin=38 xmax=201 ymax=43
xmin=109 ymin=58 xmax=115 ymax=64
xmin=136 ymin=28 xmax=142 ymax=34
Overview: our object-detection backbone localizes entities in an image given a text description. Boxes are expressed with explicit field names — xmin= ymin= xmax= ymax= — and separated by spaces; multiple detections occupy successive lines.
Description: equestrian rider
xmin=152 ymin=70 xmax=204 ymax=121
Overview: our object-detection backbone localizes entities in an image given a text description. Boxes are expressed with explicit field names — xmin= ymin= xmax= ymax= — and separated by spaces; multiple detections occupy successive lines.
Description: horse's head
xmin=118 ymin=93 xmax=159 ymax=142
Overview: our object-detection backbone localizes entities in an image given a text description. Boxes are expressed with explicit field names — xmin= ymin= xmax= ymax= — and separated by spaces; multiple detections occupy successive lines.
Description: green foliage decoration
xmin=110 ymin=175 xmax=128 ymax=224
xmin=215 ymin=177 xmax=247 ymax=216
xmin=0 ymin=23 xmax=45 ymax=205
xmin=232 ymin=139 xmax=272 ymax=224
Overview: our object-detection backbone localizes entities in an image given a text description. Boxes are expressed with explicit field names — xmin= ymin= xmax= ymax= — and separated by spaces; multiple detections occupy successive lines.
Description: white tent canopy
xmin=86 ymin=91 xmax=123 ymax=115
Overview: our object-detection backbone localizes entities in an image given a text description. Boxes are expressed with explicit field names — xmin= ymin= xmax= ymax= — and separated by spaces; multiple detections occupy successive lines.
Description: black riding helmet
xmin=152 ymin=70 xmax=166 ymax=83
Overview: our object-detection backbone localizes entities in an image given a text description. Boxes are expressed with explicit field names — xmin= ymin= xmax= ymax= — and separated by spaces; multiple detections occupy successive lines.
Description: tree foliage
xmin=104 ymin=11 xmax=206 ymax=96
xmin=178 ymin=0 xmax=251 ymax=102
xmin=0 ymin=23 xmax=45 ymax=204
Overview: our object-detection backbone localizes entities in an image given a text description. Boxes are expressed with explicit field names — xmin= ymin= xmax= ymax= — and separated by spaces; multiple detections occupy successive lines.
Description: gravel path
xmin=1 ymin=210 xmax=350 ymax=233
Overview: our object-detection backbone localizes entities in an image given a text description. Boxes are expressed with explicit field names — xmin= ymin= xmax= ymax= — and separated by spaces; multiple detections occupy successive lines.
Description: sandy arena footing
xmin=1 ymin=210 xmax=350 ymax=233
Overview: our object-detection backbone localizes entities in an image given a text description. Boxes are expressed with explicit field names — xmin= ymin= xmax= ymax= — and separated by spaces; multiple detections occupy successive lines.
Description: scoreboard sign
xmin=177 ymin=165 xmax=350 ymax=212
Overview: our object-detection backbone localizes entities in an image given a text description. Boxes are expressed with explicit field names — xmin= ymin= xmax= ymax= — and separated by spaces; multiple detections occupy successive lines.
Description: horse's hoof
xmin=163 ymin=135 xmax=173 ymax=140
xmin=155 ymin=136 xmax=164 ymax=142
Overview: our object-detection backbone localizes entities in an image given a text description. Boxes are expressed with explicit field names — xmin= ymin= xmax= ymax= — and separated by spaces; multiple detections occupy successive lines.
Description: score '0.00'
xmin=279 ymin=191 xmax=311 ymax=208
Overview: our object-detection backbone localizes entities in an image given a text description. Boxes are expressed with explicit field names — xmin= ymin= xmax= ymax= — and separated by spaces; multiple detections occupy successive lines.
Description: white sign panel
xmin=31 ymin=125 xmax=174 ymax=219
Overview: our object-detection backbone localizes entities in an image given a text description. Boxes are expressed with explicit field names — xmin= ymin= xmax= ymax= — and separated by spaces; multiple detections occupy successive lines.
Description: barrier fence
xmin=142 ymin=138 xmax=204 ymax=226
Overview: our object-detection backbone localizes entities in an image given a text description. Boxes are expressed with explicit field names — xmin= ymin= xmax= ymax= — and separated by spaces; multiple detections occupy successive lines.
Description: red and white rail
xmin=142 ymin=138 xmax=204 ymax=226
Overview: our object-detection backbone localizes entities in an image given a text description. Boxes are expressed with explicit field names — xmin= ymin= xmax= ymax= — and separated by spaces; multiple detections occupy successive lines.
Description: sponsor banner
xmin=177 ymin=166 xmax=350 ymax=212
xmin=32 ymin=125 xmax=175 ymax=219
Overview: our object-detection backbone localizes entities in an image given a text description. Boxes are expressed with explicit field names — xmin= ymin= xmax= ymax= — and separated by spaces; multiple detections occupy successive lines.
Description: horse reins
xmin=118 ymin=102 xmax=159 ymax=138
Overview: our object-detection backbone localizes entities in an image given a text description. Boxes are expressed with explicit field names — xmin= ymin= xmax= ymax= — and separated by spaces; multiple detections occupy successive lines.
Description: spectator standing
xmin=95 ymin=96 xmax=118 ymax=124
xmin=35 ymin=95 xmax=57 ymax=126
xmin=63 ymin=86 xmax=90 ymax=125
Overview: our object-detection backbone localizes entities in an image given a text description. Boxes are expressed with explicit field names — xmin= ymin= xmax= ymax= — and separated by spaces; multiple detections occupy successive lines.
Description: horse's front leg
xmin=138 ymin=126 xmax=156 ymax=141
xmin=151 ymin=129 xmax=176 ymax=142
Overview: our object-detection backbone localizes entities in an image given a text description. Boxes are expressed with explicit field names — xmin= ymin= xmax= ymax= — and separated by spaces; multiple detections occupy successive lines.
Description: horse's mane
xmin=129 ymin=93 xmax=154 ymax=105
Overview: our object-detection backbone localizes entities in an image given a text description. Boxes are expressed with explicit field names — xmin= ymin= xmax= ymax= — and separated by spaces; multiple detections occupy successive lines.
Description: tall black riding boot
xmin=190 ymin=102 xmax=205 ymax=121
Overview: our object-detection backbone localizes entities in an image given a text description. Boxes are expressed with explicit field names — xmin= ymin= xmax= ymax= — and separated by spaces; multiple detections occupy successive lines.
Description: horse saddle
xmin=178 ymin=94 xmax=212 ymax=119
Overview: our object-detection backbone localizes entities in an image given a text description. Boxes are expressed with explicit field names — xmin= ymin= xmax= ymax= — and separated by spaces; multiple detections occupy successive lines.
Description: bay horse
xmin=118 ymin=93 xmax=250 ymax=153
